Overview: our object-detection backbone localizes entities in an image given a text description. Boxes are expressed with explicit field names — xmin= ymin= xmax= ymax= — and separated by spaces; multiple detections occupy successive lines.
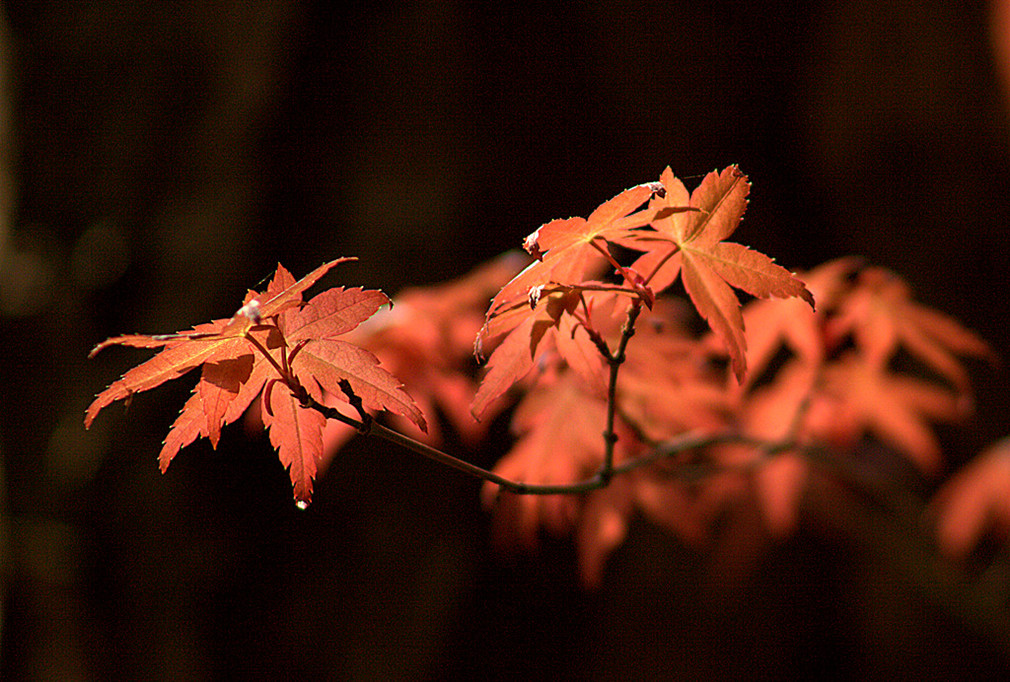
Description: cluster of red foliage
xmin=86 ymin=166 xmax=1002 ymax=585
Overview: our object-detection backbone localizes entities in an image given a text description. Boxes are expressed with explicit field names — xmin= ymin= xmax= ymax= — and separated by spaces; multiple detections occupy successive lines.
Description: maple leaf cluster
xmin=86 ymin=164 xmax=1001 ymax=587
xmin=86 ymin=258 xmax=426 ymax=507
xmin=477 ymin=255 xmax=992 ymax=582
xmin=455 ymin=167 xmax=993 ymax=584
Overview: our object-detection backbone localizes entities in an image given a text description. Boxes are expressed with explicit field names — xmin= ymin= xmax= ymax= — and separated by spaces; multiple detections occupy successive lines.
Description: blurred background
xmin=2 ymin=1 xmax=1010 ymax=679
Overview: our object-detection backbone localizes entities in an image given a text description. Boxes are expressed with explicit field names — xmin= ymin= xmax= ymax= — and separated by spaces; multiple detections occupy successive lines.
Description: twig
xmin=598 ymin=301 xmax=641 ymax=482
xmin=337 ymin=379 xmax=373 ymax=434
xmin=241 ymin=314 xmax=810 ymax=497
xmin=296 ymin=391 xmax=611 ymax=494
xmin=296 ymin=385 xmax=803 ymax=495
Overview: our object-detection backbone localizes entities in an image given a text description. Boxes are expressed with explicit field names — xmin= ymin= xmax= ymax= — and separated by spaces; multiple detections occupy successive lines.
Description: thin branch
xmin=296 ymin=391 xmax=611 ymax=494
xmin=598 ymin=301 xmax=641 ymax=482
xmin=240 ymin=307 xmax=810 ymax=498
xmin=295 ymin=380 xmax=805 ymax=496
xmin=247 ymin=293 xmax=801 ymax=498
xmin=611 ymin=430 xmax=789 ymax=477
xmin=337 ymin=378 xmax=372 ymax=434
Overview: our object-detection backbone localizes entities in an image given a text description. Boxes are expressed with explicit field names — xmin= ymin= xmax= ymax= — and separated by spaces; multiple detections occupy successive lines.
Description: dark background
xmin=2 ymin=1 xmax=1010 ymax=679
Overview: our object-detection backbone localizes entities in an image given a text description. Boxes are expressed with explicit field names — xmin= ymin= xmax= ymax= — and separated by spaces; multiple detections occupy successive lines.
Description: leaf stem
xmin=590 ymin=237 xmax=626 ymax=276
xmin=643 ymin=244 xmax=680 ymax=286
xmin=243 ymin=329 xmax=291 ymax=383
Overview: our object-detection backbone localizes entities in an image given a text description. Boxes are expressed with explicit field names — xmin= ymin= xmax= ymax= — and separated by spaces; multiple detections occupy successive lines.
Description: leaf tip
xmin=732 ymin=364 xmax=747 ymax=385
xmin=88 ymin=338 xmax=115 ymax=359
xmin=801 ymin=287 xmax=816 ymax=310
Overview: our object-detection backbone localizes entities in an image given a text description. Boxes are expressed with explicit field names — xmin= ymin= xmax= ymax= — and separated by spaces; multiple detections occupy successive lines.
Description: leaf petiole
xmin=643 ymin=244 xmax=680 ymax=286
xmin=243 ymin=327 xmax=291 ymax=384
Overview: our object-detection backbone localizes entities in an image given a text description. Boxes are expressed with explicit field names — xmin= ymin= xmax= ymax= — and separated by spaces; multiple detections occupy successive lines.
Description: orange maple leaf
xmin=932 ymin=439 xmax=1010 ymax=558
xmin=471 ymin=286 xmax=642 ymax=420
xmin=263 ymin=377 xmax=328 ymax=504
xmin=825 ymin=267 xmax=994 ymax=391
xmin=86 ymin=259 xmax=424 ymax=507
xmin=483 ymin=181 xmax=675 ymax=325
xmin=623 ymin=166 xmax=814 ymax=382
xmin=470 ymin=286 xmax=581 ymax=420
xmin=813 ymin=353 xmax=966 ymax=474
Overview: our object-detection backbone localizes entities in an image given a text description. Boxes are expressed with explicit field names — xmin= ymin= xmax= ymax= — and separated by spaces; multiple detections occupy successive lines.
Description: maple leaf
xmin=237 ymin=283 xmax=427 ymax=504
xmin=481 ymin=370 xmax=613 ymax=547
xmin=932 ymin=439 xmax=1010 ymax=558
xmin=483 ymin=181 xmax=673 ymax=324
xmin=623 ymin=166 xmax=814 ymax=382
xmin=469 ymin=296 xmax=569 ymax=420
xmin=471 ymin=288 xmax=624 ymax=419
xmin=263 ymin=380 xmax=328 ymax=505
xmin=731 ymin=257 xmax=861 ymax=392
xmin=813 ymin=353 xmax=966 ymax=474
xmin=472 ymin=172 xmax=724 ymax=418
xmin=84 ymin=258 xmax=352 ymax=427
xmin=479 ymin=361 xmax=739 ymax=582
xmin=86 ymin=259 xmax=423 ymax=507
xmin=825 ymin=267 xmax=994 ymax=391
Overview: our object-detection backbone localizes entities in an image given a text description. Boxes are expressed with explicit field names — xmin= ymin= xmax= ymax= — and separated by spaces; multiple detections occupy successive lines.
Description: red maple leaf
xmin=86 ymin=259 xmax=425 ymax=507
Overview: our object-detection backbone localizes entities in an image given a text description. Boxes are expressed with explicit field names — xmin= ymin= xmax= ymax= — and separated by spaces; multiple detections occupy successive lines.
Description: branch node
xmin=338 ymin=379 xmax=373 ymax=435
